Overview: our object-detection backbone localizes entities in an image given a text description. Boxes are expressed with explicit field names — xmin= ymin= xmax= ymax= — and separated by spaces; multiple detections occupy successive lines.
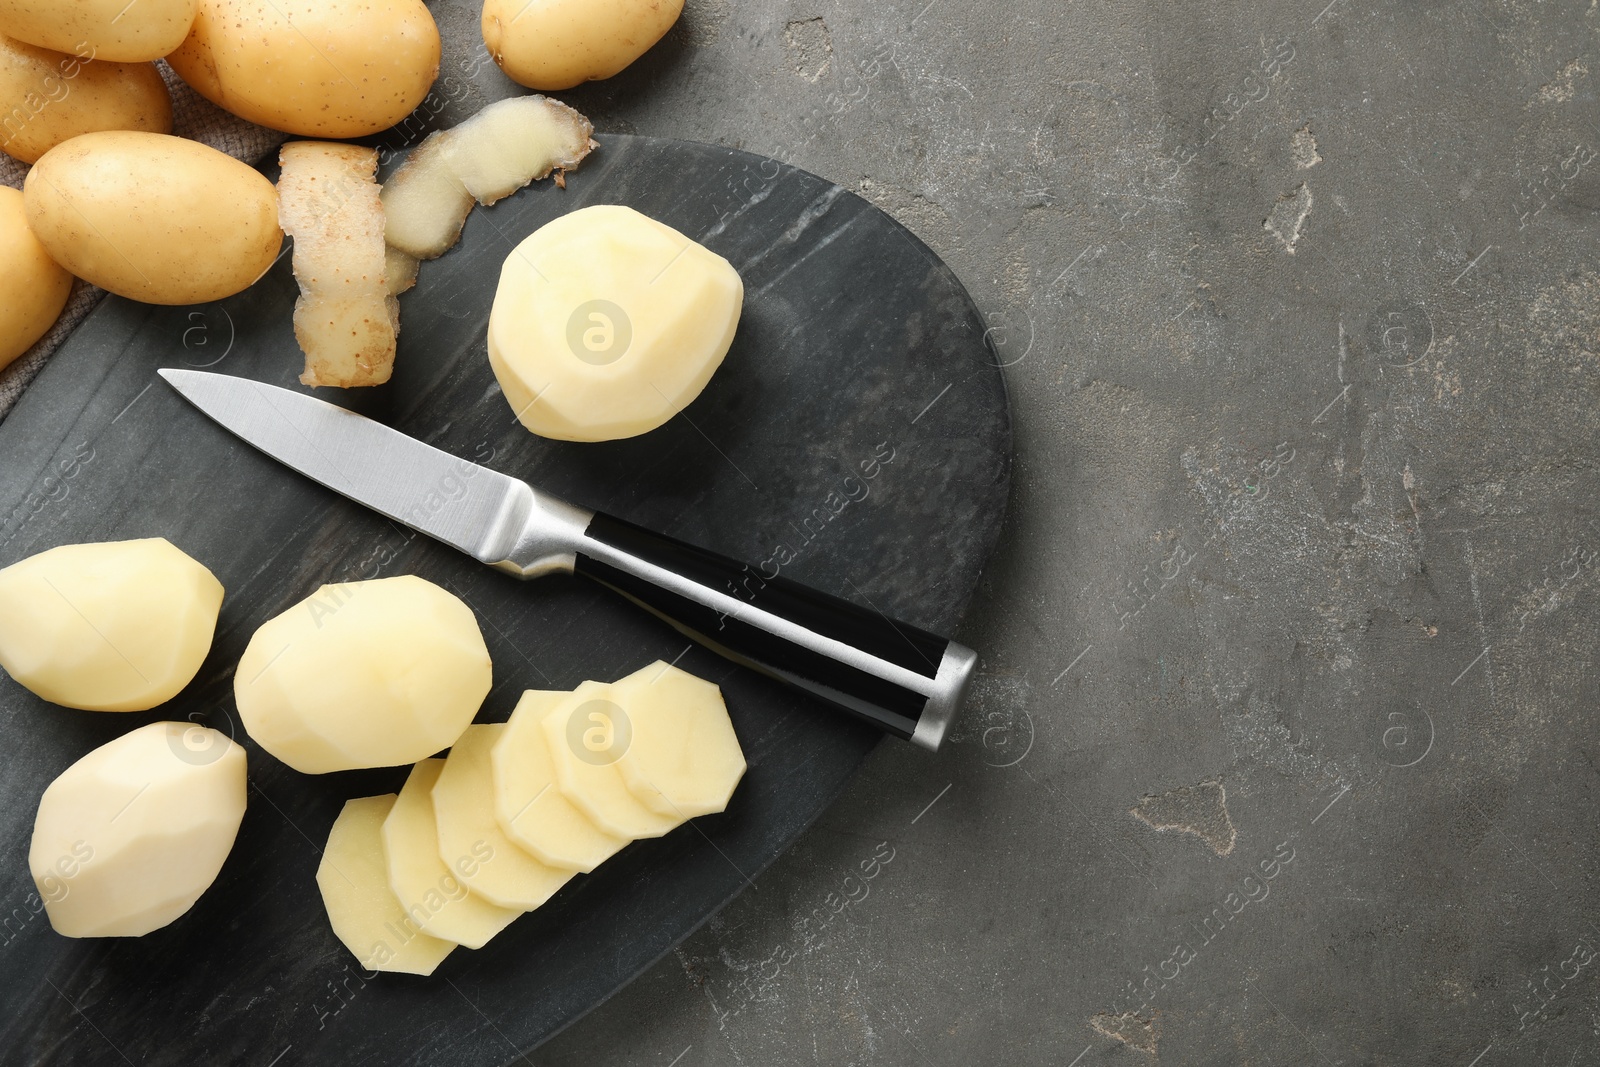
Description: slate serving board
xmin=0 ymin=135 xmax=1010 ymax=1066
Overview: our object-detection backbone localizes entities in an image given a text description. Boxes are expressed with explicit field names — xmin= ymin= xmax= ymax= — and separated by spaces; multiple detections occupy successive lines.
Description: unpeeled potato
xmin=168 ymin=0 xmax=441 ymax=138
xmin=23 ymin=131 xmax=282 ymax=305
xmin=481 ymin=0 xmax=684 ymax=91
xmin=0 ymin=35 xmax=172 ymax=164
xmin=0 ymin=186 xmax=70 ymax=371
xmin=0 ymin=0 xmax=197 ymax=63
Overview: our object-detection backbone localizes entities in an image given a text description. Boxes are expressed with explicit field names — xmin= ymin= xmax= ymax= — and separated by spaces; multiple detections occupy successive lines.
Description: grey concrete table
xmin=25 ymin=0 xmax=1596 ymax=1061
xmin=477 ymin=0 xmax=1600 ymax=1061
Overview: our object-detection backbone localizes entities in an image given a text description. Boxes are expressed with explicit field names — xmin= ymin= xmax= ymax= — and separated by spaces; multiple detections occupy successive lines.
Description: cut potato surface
xmin=0 ymin=185 xmax=71 ymax=372
xmin=0 ymin=538 xmax=223 ymax=712
xmin=491 ymin=689 xmax=628 ymax=873
xmin=383 ymin=760 xmax=520 ymax=949
xmin=385 ymin=246 xmax=421 ymax=297
xmin=381 ymin=94 xmax=594 ymax=260
xmin=434 ymin=724 xmax=575 ymax=910
xmin=278 ymin=141 xmax=397 ymax=389
xmin=31 ymin=721 xmax=246 ymax=937
xmin=234 ymin=575 xmax=492 ymax=774
xmin=486 ymin=204 xmax=743 ymax=442
xmin=612 ymin=661 xmax=745 ymax=819
xmin=541 ymin=681 xmax=682 ymax=840
xmin=0 ymin=36 xmax=173 ymax=165
xmin=319 ymin=795 xmax=456 ymax=975
xmin=380 ymin=135 xmax=472 ymax=262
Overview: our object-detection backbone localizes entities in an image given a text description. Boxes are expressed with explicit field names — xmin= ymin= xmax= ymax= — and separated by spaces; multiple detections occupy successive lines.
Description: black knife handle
xmin=572 ymin=512 xmax=976 ymax=750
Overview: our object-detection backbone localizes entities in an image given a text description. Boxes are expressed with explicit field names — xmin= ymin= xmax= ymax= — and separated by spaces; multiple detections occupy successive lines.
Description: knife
xmin=158 ymin=369 xmax=976 ymax=751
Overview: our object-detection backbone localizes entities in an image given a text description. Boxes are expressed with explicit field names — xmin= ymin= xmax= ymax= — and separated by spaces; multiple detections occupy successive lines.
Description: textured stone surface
xmin=0 ymin=131 xmax=1007 ymax=1061
xmin=3 ymin=0 xmax=1599 ymax=1062
xmin=522 ymin=1 xmax=1600 ymax=1065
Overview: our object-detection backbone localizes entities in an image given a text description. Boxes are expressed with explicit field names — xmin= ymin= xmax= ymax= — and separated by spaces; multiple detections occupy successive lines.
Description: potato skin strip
xmin=278 ymin=141 xmax=397 ymax=389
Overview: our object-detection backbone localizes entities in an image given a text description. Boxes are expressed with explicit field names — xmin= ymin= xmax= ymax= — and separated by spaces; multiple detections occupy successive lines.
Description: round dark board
xmin=0 ymin=135 xmax=1010 ymax=1066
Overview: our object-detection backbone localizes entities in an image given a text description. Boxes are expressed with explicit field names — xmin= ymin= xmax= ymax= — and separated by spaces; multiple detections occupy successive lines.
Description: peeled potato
xmin=541 ymin=681 xmax=681 ymax=840
xmin=277 ymin=141 xmax=397 ymax=389
xmin=167 ymin=0 xmax=440 ymax=138
xmin=381 ymin=94 xmax=594 ymax=261
xmin=433 ymin=724 xmax=574 ymax=909
xmin=481 ymin=0 xmax=683 ymax=91
xmin=0 ymin=0 xmax=197 ymax=63
xmin=31 ymin=722 xmax=246 ymax=937
xmin=612 ymin=661 xmax=745 ymax=818
xmin=0 ymin=538 xmax=223 ymax=712
xmin=382 ymin=759 xmax=520 ymax=949
xmin=0 ymin=35 xmax=172 ymax=165
xmin=0 ymin=185 xmax=71 ymax=372
xmin=491 ymin=690 xmax=628 ymax=873
xmin=23 ymin=131 xmax=282 ymax=305
xmin=318 ymin=795 xmax=457 ymax=975
xmin=234 ymin=575 xmax=492 ymax=774
xmin=486 ymin=205 xmax=743 ymax=442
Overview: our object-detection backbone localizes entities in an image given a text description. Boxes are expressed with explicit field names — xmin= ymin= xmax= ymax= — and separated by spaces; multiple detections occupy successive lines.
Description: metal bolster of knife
xmin=569 ymin=512 xmax=976 ymax=751
xmin=479 ymin=481 xmax=594 ymax=578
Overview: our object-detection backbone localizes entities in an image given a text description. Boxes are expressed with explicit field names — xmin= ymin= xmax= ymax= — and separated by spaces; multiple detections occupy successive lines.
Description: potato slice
xmin=382 ymin=760 xmax=520 ymax=949
xmin=381 ymin=94 xmax=594 ymax=260
xmin=234 ymin=575 xmax=492 ymax=774
xmin=434 ymin=724 xmax=575 ymax=910
xmin=487 ymin=205 xmax=744 ymax=441
xmin=491 ymin=690 xmax=629 ymax=873
xmin=318 ymin=795 xmax=456 ymax=975
xmin=0 ymin=538 xmax=223 ymax=712
xmin=612 ymin=661 xmax=745 ymax=819
xmin=31 ymin=722 xmax=246 ymax=937
xmin=278 ymin=141 xmax=397 ymax=389
xmin=541 ymin=681 xmax=681 ymax=840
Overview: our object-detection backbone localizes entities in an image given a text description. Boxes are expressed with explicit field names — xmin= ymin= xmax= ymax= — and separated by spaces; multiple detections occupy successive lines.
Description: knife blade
xmin=159 ymin=369 xmax=975 ymax=750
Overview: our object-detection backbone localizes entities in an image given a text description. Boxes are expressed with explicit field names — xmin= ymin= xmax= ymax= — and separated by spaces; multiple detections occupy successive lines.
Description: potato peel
xmin=381 ymin=94 xmax=595 ymax=261
xmin=278 ymin=141 xmax=398 ymax=389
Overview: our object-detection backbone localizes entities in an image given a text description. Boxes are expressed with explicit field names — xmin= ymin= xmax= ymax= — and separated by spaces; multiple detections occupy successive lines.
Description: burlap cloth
xmin=0 ymin=63 xmax=286 ymax=420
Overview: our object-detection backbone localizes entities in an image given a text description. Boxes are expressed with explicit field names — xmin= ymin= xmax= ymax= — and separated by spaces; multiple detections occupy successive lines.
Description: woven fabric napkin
xmin=0 ymin=62 xmax=285 ymax=420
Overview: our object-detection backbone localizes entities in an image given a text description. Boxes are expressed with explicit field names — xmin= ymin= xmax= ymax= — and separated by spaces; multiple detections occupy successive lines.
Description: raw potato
xmin=167 ymin=0 xmax=440 ymax=138
xmin=487 ymin=205 xmax=743 ymax=441
xmin=234 ymin=575 xmax=492 ymax=774
xmin=541 ymin=681 xmax=682 ymax=840
xmin=383 ymin=760 xmax=520 ymax=949
xmin=380 ymin=136 xmax=471 ymax=261
xmin=0 ymin=538 xmax=223 ymax=712
xmin=31 ymin=722 xmax=246 ymax=937
xmin=0 ymin=186 xmax=70 ymax=371
xmin=385 ymin=246 xmax=420 ymax=296
xmin=482 ymin=0 xmax=683 ymax=91
xmin=23 ymin=131 xmax=281 ymax=305
xmin=318 ymin=795 xmax=456 ymax=975
xmin=0 ymin=0 xmax=197 ymax=63
xmin=612 ymin=661 xmax=745 ymax=819
xmin=278 ymin=142 xmax=397 ymax=389
xmin=492 ymin=689 xmax=628 ymax=873
xmin=433 ymin=724 xmax=574 ymax=909
xmin=381 ymin=94 xmax=594 ymax=260
xmin=0 ymin=36 xmax=172 ymax=164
